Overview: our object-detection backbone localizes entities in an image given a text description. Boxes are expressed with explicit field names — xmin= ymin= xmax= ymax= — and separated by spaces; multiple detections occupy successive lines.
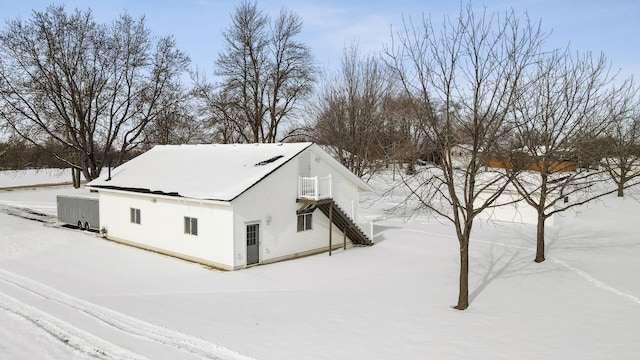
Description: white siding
xmin=306 ymin=149 xmax=364 ymax=221
xmin=98 ymin=190 xmax=236 ymax=269
xmin=95 ymin=145 xmax=367 ymax=270
xmin=298 ymin=151 xmax=311 ymax=177
xmin=232 ymin=150 xmax=355 ymax=267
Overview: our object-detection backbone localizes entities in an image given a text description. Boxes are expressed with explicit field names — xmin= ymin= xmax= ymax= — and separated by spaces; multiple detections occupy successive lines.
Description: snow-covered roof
xmin=88 ymin=143 xmax=313 ymax=201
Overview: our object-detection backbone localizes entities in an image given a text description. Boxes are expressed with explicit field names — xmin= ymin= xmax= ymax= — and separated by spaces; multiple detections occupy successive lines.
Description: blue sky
xmin=2 ymin=1 xmax=639 ymax=80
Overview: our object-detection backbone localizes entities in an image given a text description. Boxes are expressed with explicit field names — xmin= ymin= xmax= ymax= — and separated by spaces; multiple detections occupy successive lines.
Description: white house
xmin=87 ymin=142 xmax=373 ymax=270
xmin=448 ymin=144 xmax=474 ymax=169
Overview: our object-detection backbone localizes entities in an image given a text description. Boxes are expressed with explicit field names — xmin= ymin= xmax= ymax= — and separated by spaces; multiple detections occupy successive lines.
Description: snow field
xmin=0 ymin=268 xmax=255 ymax=360
xmin=0 ymin=169 xmax=639 ymax=359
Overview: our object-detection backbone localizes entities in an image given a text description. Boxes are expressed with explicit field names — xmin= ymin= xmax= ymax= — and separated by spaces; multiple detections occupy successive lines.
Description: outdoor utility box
xmin=56 ymin=193 xmax=100 ymax=230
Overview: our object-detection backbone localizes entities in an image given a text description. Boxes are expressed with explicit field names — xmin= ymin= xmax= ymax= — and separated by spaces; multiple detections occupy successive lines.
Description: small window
xmin=297 ymin=213 xmax=312 ymax=232
xmin=130 ymin=208 xmax=141 ymax=224
xmin=184 ymin=216 xmax=198 ymax=235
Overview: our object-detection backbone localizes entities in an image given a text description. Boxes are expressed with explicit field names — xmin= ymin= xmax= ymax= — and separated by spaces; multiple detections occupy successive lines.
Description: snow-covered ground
xmin=0 ymin=168 xmax=73 ymax=189
xmin=1 ymin=169 xmax=639 ymax=359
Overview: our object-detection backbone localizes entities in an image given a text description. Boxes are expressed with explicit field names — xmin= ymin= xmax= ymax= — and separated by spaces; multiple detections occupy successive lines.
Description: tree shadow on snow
xmin=468 ymin=198 xmax=640 ymax=302
xmin=468 ymin=238 xmax=565 ymax=303
xmin=545 ymin=222 xmax=640 ymax=252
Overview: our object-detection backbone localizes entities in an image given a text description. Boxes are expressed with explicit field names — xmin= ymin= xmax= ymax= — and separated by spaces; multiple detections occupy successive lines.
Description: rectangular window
xmin=297 ymin=213 xmax=312 ymax=232
xmin=184 ymin=216 xmax=198 ymax=235
xmin=130 ymin=208 xmax=141 ymax=224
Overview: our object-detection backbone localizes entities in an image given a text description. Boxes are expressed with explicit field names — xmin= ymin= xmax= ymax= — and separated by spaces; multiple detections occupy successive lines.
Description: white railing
xmin=298 ymin=175 xmax=332 ymax=200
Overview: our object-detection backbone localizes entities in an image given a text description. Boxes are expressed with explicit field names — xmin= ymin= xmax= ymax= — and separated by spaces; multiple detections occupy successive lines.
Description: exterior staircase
xmin=297 ymin=175 xmax=373 ymax=246
xmin=298 ymin=199 xmax=373 ymax=246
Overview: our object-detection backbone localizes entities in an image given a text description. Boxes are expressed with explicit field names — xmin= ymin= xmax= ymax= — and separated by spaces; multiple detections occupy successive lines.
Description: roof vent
xmin=255 ymin=155 xmax=284 ymax=166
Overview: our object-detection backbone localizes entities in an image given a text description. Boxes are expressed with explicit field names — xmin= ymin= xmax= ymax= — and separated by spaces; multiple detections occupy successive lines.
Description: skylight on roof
xmin=255 ymin=155 xmax=284 ymax=166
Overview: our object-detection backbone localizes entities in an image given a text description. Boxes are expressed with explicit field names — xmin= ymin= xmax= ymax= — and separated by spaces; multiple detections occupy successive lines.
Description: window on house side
xmin=184 ymin=216 xmax=198 ymax=235
xmin=130 ymin=208 xmax=141 ymax=224
xmin=297 ymin=213 xmax=312 ymax=232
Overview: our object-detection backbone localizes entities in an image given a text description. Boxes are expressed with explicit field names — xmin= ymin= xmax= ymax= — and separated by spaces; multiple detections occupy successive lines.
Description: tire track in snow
xmin=0 ymin=204 xmax=57 ymax=223
xmin=397 ymin=228 xmax=640 ymax=305
xmin=0 ymin=291 xmax=148 ymax=360
xmin=0 ymin=269 xmax=256 ymax=360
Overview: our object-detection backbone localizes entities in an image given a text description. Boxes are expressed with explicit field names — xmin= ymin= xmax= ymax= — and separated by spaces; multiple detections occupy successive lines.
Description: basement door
xmin=246 ymin=223 xmax=260 ymax=265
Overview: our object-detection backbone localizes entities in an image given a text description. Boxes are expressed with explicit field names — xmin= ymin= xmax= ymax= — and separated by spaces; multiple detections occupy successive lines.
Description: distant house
xmin=449 ymin=144 xmax=474 ymax=169
xmin=488 ymin=146 xmax=577 ymax=173
xmin=87 ymin=143 xmax=373 ymax=270
xmin=488 ymin=158 xmax=577 ymax=173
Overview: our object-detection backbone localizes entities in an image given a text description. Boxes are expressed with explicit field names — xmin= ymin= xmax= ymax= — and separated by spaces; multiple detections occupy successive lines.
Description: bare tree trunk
xmin=535 ymin=214 xmax=546 ymax=263
xmin=618 ymin=180 xmax=625 ymax=197
xmin=454 ymin=239 xmax=470 ymax=310
xmin=71 ymin=168 xmax=81 ymax=189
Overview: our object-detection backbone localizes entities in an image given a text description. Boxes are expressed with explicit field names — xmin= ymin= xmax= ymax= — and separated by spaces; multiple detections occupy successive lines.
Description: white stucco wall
xmin=98 ymin=189 xmax=235 ymax=269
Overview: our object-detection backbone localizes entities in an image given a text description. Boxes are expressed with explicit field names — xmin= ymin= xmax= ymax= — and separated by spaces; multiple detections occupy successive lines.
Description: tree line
xmin=1 ymin=2 xmax=639 ymax=310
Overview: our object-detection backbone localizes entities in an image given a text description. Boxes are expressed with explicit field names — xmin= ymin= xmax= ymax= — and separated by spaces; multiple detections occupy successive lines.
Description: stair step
xmin=317 ymin=201 xmax=373 ymax=246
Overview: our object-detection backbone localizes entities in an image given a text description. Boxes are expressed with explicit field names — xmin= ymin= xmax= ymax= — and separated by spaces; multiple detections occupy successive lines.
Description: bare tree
xmin=383 ymin=94 xmax=441 ymax=164
xmin=0 ymin=136 xmax=68 ymax=169
xmin=310 ymin=43 xmax=394 ymax=177
xmin=508 ymin=49 xmax=630 ymax=263
xmin=144 ymin=82 xmax=204 ymax=146
xmin=0 ymin=6 xmax=190 ymax=186
xmin=207 ymin=1 xmax=316 ymax=143
xmin=598 ymin=99 xmax=640 ymax=197
xmin=384 ymin=5 xmax=546 ymax=310
xmin=192 ymin=72 xmax=254 ymax=144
